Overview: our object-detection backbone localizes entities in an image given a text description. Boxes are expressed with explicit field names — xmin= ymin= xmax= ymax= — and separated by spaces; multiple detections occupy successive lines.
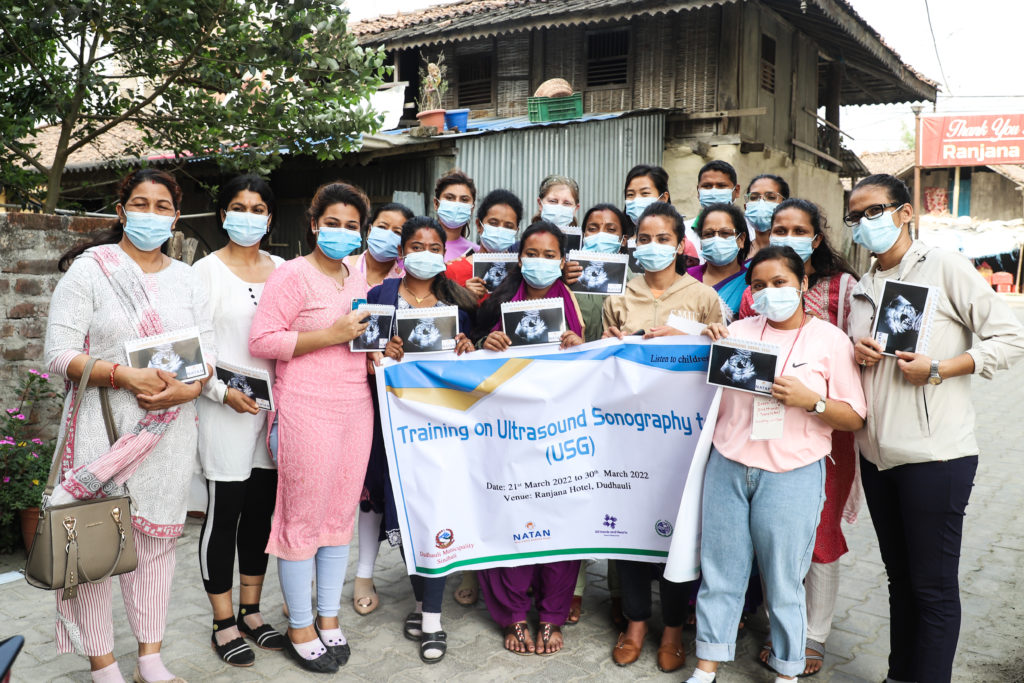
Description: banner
xmin=375 ymin=337 xmax=720 ymax=579
xmin=919 ymin=113 xmax=1024 ymax=167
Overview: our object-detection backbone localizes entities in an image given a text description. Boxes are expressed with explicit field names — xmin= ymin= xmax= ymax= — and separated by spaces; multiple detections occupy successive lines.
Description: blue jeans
xmin=696 ymin=448 xmax=825 ymax=677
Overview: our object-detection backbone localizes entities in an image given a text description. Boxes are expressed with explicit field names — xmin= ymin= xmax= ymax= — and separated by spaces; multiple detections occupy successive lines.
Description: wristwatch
xmin=809 ymin=396 xmax=826 ymax=414
xmin=928 ymin=359 xmax=943 ymax=385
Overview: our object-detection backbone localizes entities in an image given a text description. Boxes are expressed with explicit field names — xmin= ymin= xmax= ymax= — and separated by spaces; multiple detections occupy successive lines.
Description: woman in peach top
xmin=683 ymin=246 xmax=866 ymax=683
xmin=248 ymin=181 xmax=374 ymax=674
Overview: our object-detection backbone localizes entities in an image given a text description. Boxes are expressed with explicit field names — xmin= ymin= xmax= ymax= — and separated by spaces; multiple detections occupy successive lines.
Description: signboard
xmin=919 ymin=114 xmax=1024 ymax=167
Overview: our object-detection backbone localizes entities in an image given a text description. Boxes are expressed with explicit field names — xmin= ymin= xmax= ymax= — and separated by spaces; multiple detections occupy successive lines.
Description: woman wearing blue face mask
xmin=743 ymin=174 xmax=790 ymax=260
xmin=46 ymin=169 xmax=216 ymax=683
xmin=432 ymin=169 xmax=479 ymax=262
xmin=687 ymin=203 xmax=749 ymax=321
xmin=734 ymin=198 xmax=860 ymax=676
xmin=343 ymin=203 xmax=413 ymax=295
xmin=685 ymin=247 xmax=866 ymax=683
xmin=566 ymin=204 xmax=634 ymax=343
xmin=360 ymin=216 xmax=476 ymax=664
xmin=846 ymin=175 xmax=1024 ymax=683
xmin=447 ymin=189 xmax=524 ymax=299
xmin=248 ymin=181 xmax=377 ymax=674
xmin=600 ymin=202 xmax=721 ymax=675
xmin=192 ymin=174 xmax=288 ymax=666
xmin=532 ymin=174 xmax=580 ymax=230
xmin=623 ymin=164 xmax=670 ymax=230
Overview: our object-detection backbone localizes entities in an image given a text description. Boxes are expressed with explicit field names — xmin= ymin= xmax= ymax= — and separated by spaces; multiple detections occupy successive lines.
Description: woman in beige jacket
xmin=847 ymin=173 xmax=1024 ymax=683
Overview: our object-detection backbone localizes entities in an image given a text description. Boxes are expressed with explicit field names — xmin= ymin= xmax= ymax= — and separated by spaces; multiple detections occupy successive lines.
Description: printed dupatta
xmin=54 ymin=245 xmax=182 ymax=505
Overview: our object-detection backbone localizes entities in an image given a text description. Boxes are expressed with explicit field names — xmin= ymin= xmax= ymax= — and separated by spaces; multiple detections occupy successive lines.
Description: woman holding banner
xmin=600 ymin=201 xmax=722 ymax=673
xmin=471 ymin=221 xmax=585 ymax=655
xmin=685 ymin=246 xmax=866 ymax=683
xmin=248 ymin=181 xmax=374 ymax=674
xmin=363 ymin=216 xmax=476 ymax=663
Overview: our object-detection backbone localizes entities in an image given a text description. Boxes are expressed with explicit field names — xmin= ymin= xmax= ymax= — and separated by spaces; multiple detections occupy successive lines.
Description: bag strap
xmin=43 ymin=357 xmax=97 ymax=497
xmin=98 ymin=387 xmax=119 ymax=446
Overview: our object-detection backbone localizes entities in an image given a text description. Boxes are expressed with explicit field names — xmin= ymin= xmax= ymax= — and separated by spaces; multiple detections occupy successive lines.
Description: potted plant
xmin=0 ymin=369 xmax=60 ymax=553
xmin=416 ymin=52 xmax=448 ymax=131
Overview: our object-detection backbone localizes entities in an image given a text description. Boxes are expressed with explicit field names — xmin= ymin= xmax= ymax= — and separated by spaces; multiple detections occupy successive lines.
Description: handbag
xmin=25 ymin=357 xmax=138 ymax=600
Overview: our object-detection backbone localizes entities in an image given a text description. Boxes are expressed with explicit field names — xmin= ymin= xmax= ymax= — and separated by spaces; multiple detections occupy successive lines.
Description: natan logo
xmin=513 ymin=521 xmax=552 ymax=543
xmin=435 ymin=528 xmax=454 ymax=549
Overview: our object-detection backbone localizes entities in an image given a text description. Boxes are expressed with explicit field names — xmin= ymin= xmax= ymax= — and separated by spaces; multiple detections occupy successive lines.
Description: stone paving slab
xmin=4 ymin=305 xmax=1024 ymax=682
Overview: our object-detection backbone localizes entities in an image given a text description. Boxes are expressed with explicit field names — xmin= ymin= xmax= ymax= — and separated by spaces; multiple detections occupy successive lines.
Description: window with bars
xmin=457 ymin=53 xmax=493 ymax=108
xmin=586 ymin=28 xmax=630 ymax=87
xmin=760 ymin=35 xmax=776 ymax=94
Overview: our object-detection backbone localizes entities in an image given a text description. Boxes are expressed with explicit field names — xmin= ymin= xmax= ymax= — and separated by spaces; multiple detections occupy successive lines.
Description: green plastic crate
xmin=527 ymin=93 xmax=583 ymax=123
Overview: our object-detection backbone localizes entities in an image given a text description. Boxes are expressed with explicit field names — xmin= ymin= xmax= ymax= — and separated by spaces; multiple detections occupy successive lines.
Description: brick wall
xmin=0 ymin=213 xmax=111 ymax=426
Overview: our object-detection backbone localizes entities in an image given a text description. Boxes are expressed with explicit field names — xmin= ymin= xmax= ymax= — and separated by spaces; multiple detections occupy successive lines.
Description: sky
xmin=346 ymin=0 xmax=1024 ymax=154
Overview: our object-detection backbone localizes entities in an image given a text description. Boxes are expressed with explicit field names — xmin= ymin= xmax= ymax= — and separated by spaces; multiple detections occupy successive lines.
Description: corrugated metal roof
xmin=454 ymin=111 xmax=665 ymax=221
xmin=380 ymin=110 xmax=639 ymax=138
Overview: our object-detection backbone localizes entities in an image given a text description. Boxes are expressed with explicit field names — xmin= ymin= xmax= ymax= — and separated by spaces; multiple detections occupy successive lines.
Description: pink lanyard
xmin=760 ymin=312 xmax=807 ymax=373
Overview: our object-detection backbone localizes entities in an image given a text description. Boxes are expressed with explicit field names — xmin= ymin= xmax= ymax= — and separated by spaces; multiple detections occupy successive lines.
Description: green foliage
xmin=0 ymin=369 xmax=62 ymax=553
xmin=0 ymin=1 xmax=390 ymax=211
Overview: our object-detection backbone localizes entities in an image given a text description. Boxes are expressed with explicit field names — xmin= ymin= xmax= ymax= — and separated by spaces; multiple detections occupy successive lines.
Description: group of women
xmin=42 ymin=159 xmax=1024 ymax=683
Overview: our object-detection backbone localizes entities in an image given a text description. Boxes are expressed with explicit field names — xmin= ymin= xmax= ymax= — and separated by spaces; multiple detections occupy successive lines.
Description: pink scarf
xmin=491 ymin=279 xmax=585 ymax=337
xmin=57 ymin=245 xmax=181 ymax=502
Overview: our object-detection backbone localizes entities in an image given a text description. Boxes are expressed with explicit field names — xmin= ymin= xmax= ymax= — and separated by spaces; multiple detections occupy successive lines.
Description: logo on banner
xmin=655 ymin=519 xmax=674 ymax=537
xmin=435 ymin=528 xmax=454 ymax=549
xmin=513 ymin=521 xmax=552 ymax=543
xmin=595 ymin=513 xmax=627 ymax=537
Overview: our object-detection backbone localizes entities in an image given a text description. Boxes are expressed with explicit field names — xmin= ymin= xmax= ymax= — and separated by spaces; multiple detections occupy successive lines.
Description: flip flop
xmin=536 ymin=622 xmax=563 ymax=656
xmin=798 ymin=638 xmax=826 ymax=678
xmin=454 ymin=571 xmax=479 ymax=606
xmin=352 ymin=577 xmax=379 ymax=616
xmin=503 ymin=622 xmax=534 ymax=655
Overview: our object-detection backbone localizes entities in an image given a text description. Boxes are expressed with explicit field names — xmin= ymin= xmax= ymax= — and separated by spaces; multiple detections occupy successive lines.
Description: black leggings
xmin=617 ymin=560 xmax=692 ymax=627
xmin=198 ymin=468 xmax=278 ymax=594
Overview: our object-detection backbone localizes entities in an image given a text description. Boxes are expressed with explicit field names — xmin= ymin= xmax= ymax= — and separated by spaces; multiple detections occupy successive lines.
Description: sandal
xmin=211 ymin=617 xmax=255 ymax=667
xmin=503 ymin=621 xmax=534 ymax=655
xmin=419 ymin=631 xmax=447 ymax=663
xmin=798 ymin=638 xmax=825 ymax=678
xmin=403 ymin=612 xmax=423 ymax=640
xmin=536 ymin=622 xmax=563 ymax=656
xmin=237 ymin=608 xmax=285 ymax=651
xmin=352 ymin=577 xmax=379 ymax=616
xmin=314 ymin=622 xmax=351 ymax=667
xmin=454 ymin=571 xmax=479 ymax=606
xmin=566 ymin=595 xmax=583 ymax=625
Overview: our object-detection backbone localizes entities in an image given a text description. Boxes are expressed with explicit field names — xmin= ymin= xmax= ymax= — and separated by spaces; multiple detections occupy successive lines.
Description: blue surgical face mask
xmin=633 ymin=242 xmax=678 ymax=273
xmin=222 ymin=211 xmax=269 ymax=247
xmin=540 ymin=203 xmax=575 ymax=228
xmin=402 ymin=250 xmax=446 ymax=280
xmin=853 ymin=208 xmax=904 ymax=255
xmin=366 ymin=226 xmax=401 ymax=262
xmin=123 ymin=211 xmax=175 ymax=252
xmin=625 ymin=196 xmax=658 ymax=223
xmin=437 ymin=199 xmax=473 ymax=229
xmin=770 ymin=235 xmax=815 ymax=262
xmin=520 ymin=257 xmax=563 ymax=288
xmin=480 ymin=224 xmax=518 ymax=252
xmin=745 ymin=200 xmax=776 ymax=232
xmin=700 ymin=237 xmax=740 ymax=266
xmin=316 ymin=227 xmax=361 ymax=260
xmin=699 ymin=188 xmax=734 ymax=207
xmin=752 ymin=286 xmax=803 ymax=322
xmin=582 ymin=232 xmax=623 ymax=254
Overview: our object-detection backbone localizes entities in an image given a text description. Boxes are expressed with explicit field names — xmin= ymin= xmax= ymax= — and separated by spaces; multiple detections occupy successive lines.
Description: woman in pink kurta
xmin=248 ymin=181 xmax=374 ymax=674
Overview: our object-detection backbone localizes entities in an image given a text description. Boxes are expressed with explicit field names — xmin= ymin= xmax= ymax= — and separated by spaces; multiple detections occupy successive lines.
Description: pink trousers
xmin=55 ymin=533 xmax=177 ymax=656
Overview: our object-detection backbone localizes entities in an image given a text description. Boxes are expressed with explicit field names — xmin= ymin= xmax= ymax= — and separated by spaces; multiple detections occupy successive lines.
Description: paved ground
xmin=3 ymin=302 xmax=1023 ymax=682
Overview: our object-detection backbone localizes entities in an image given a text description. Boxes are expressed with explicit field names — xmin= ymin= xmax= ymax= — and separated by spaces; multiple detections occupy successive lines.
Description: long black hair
xmin=851 ymin=173 xmax=912 ymax=206
xmin=772 ymin=198 xmax=858 ymax=287
xmin=471 ymin=220 xmax=566 ymax=341
xmin=216 ymin=174 xmax=276 ymax=248
xmin=582 ymin=203 xmax=632 ymax=239
xmin=745 ymin=245 xmax=806 ymax=285
xmin=746 ymin=173 xmax=791 ymax=200
xmin=400 ymin=216 xmax=477 ymax=316
xmin=59 ymin=168 xmax=182 ymax=272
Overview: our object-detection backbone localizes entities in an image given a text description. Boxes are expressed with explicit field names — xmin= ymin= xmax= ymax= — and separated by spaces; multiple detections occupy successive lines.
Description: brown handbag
xmin=25 ymin=357 xmax=138 ymax=599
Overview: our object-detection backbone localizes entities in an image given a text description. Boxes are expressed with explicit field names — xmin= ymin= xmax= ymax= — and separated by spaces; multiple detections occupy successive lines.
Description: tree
xmin=0 ymin=0 xmax=388 ymax=212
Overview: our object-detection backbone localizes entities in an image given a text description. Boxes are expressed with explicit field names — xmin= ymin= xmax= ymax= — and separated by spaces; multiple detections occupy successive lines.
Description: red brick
xmin=8 ymin=302 xmax=39 ymax=318
xmin=0 ymin=280 xmax=8 ymax=293
xmin=19 ymin=320 xmax=46 ymax=338
xmin=14 ymin=278 xmax=44 ymax=296
xmin=68 ymin=216 xmax=117 ymax=234
xmin=2 ymin=343 xmax=43 ymax=362
xmin=12 ymin=260 xmax=57 ymax=275
xmin=5 ymin=212 xmax=65 ymax=231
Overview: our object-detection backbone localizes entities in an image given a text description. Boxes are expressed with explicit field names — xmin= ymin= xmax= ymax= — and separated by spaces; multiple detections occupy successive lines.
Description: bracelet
xmin=109 ymin=363 xmax=121 ymax=390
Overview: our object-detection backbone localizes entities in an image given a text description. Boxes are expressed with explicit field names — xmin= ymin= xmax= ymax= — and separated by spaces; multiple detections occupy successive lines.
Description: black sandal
xmin=237 ymin=604 xmax=286 ymax=651
xmin=503 ymin=621 xmax=534 ymax=655
xmin=403 ymin=612 xmax=423 ymax=640
xmin=419 ymin=631 xmax=447 ymax=663
xmin=211 ymin=617 xmax=255 ymax=667
xmin=283 ymin=636 xmax=338 ymax=674
xmin=315 ymin=622 xmax=351 ymax=667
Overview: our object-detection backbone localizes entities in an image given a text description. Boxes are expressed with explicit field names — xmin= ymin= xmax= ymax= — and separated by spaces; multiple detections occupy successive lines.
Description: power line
xmin=923 ymin=0 xmax=954 ymax=96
